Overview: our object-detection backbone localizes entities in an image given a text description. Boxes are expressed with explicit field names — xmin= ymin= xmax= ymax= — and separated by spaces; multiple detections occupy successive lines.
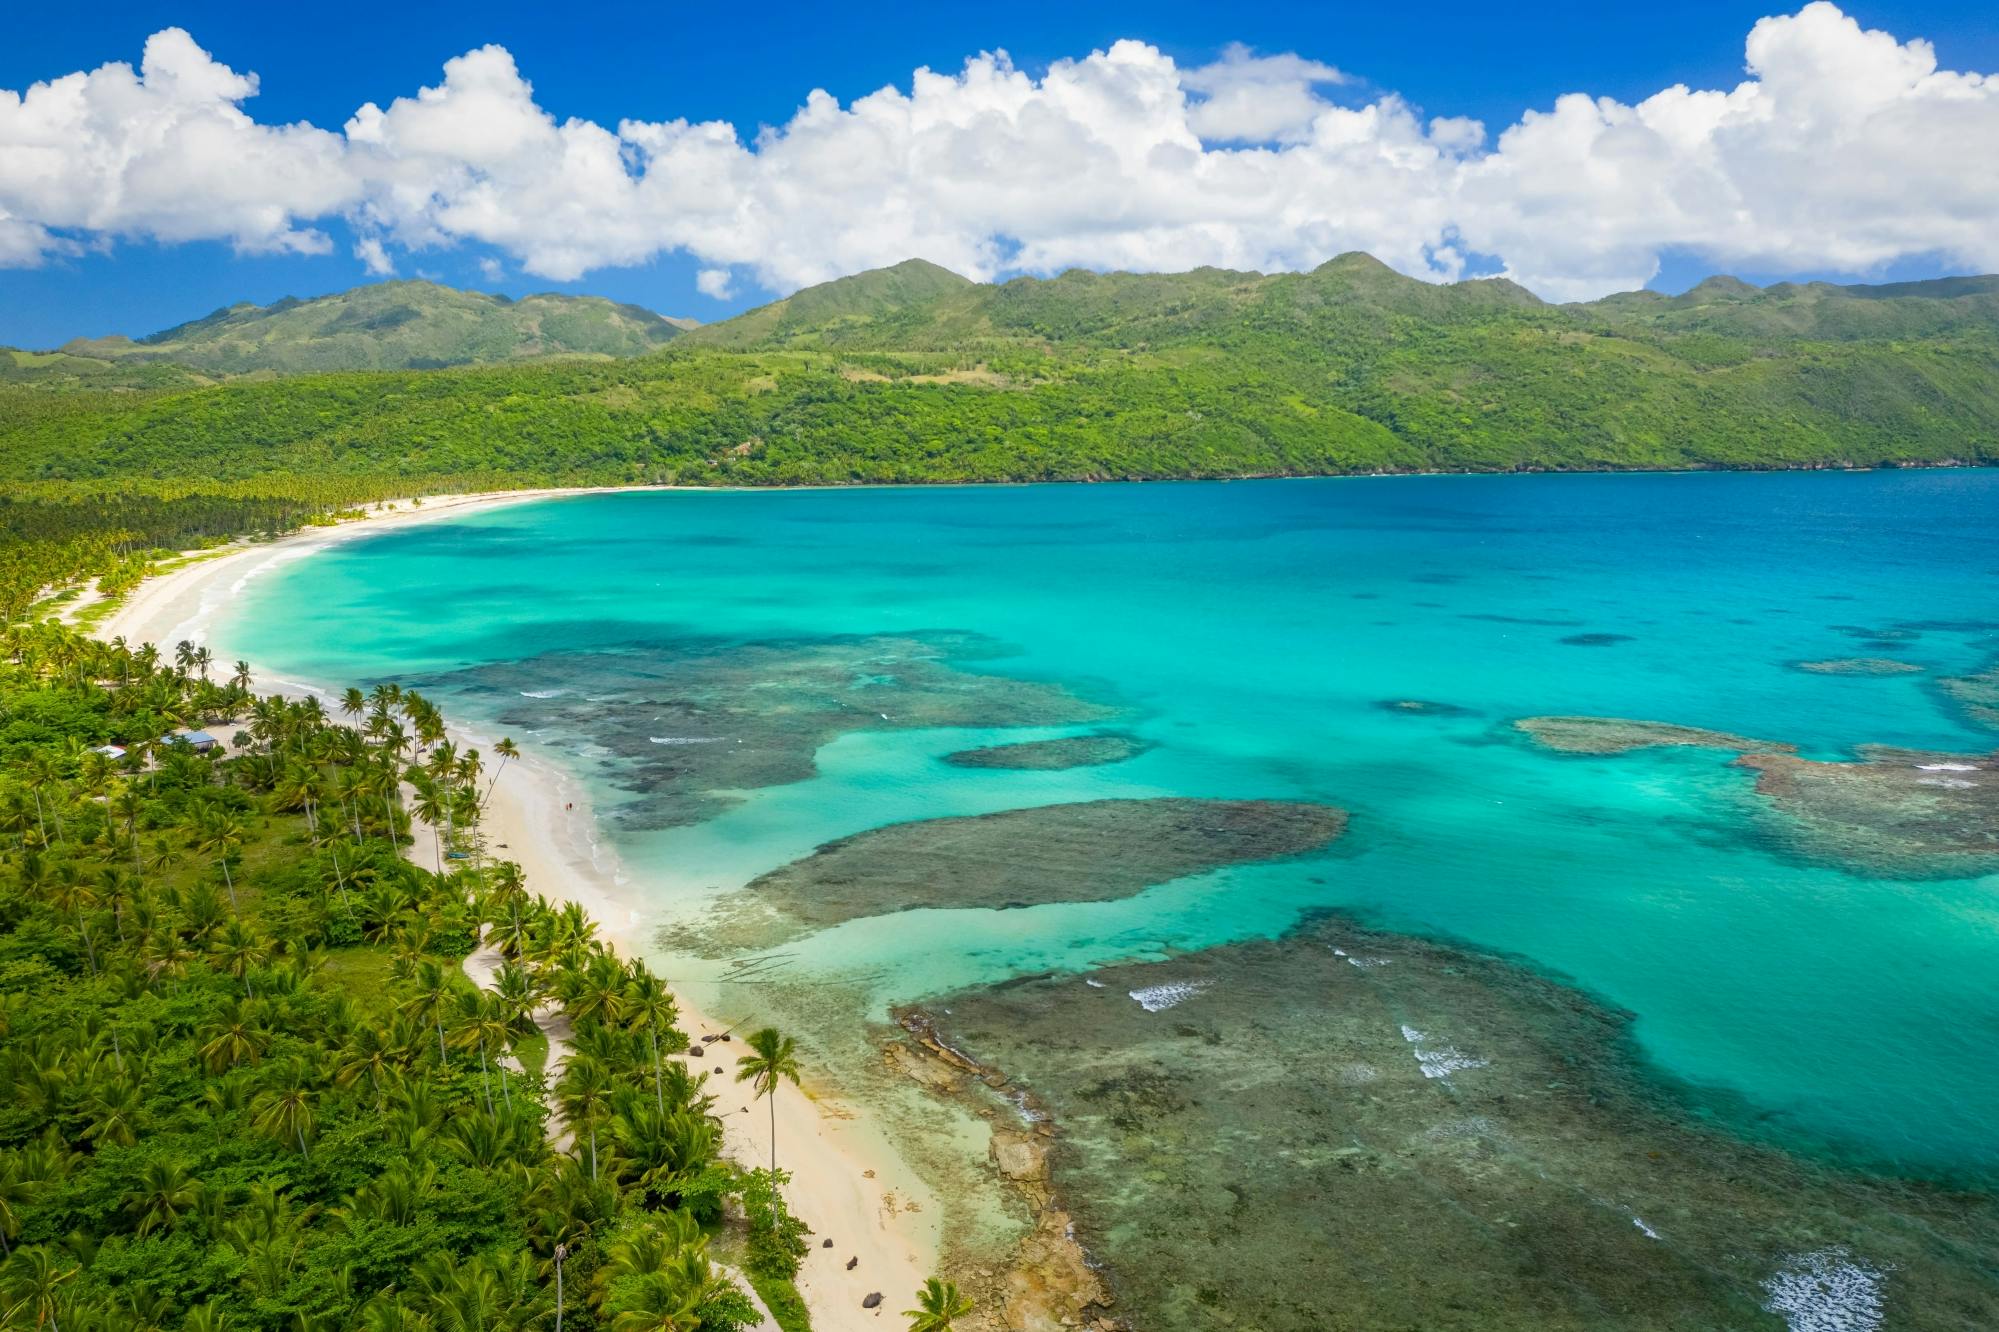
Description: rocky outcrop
xmin=887 ymin=1014 xmax=1121 ymax=1332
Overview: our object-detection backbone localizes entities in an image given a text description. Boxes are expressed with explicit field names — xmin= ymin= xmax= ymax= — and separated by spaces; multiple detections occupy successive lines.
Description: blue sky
xmin=3 ymin=1 xmax=1997 ymax=347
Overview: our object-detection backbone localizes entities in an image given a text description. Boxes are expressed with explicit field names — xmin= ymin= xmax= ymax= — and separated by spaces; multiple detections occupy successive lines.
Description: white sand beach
xmin=89 ymin=490 xmax=943 ymax=1330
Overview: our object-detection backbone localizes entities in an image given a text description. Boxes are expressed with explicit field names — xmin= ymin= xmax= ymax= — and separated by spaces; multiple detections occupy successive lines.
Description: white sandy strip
xmin=90 ymin=491 xmax=941 ymax=1330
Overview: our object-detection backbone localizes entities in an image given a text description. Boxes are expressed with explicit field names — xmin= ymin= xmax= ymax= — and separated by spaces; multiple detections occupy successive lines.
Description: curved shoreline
xmin=88 ymin=489 xmax=944 ymax=1331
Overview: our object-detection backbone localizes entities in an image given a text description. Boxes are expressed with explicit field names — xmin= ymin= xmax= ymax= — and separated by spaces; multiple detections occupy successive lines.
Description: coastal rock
xmin=991 ymin=1129 xmax=1051 ymax=1185
xmin=1000 ymin=1209 xmax=1114 ymax=1332
xmin=862 ymin=1292 xmax=882 ymax=1309
xmin=883 ymin=1039 xmax=969 ymax=1093
xmin=1515 ymin=715 xmax=1794 ymax=756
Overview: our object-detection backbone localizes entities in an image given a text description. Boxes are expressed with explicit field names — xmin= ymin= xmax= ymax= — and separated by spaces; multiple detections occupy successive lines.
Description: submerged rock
xmin=674 ymin=797 xmax=1346 ymax=954
xmin=942 ymin=731 xmax=1155 ymax=770
xmin=1736 ymin=745 xmax=1999 ymax=876
xmin=1515 ymin=715 xmax=1794 ymax=756
xmin=1791 ymin=657 xmax=1924 ymax=676
xmin=413 ymin=628 xmax=1119 ymax=830
xmin=1941 ymin=662 xmax=1999 ymax=730
xmin=1374 ymin=698 xmax=1480 ymax=718
xmin=894 ymin=918 xmax=1999 ymax=1330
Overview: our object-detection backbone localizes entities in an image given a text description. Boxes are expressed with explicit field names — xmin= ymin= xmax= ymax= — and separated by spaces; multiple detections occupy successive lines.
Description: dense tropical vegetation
xmin=0 ymin=620 xmax=822 ymax=1330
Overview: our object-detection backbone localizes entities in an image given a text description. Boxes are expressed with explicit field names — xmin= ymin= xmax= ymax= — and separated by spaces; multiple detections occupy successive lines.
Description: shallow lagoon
xmin=229 ymin=473 xmax=1999 ymax=1316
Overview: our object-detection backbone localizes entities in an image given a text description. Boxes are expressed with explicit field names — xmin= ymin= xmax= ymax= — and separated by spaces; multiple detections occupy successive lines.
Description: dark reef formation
xmin=414 ymin=629 xmax=1118 ymax=828
xmin=1375 ymin=698 xmax=1481 ymax=718
xmin=1942 ymin=662 xmax=1999 ymax=729
xmin=1515 ymin=715 xmax=1794 ymax=756
xmin=672 ymin=797 xmax=1345 ymax=954
xmin=1791 ymin=657 xmax=1924 ymax=675
xmin=1736 ymin=746 xmax=1999 ymax=876
xmin=894 ymin=917 xmax=1999 ymax=1331
xmin=941 ymin=732 xmax=1155 ymax=770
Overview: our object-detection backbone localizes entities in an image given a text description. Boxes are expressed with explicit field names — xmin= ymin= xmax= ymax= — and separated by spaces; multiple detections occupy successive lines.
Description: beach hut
xmin=174 ymin=730 xmax=219 ymax=753
xmin=93 ymin=744 xmax=127 ymax=760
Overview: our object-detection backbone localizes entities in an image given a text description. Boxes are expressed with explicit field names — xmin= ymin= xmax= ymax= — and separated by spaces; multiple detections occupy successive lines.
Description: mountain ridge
xmin=3 ymin=254 xmax=1996 ymax=490
xmin=31 ymin=279 xmax=692 ymax=378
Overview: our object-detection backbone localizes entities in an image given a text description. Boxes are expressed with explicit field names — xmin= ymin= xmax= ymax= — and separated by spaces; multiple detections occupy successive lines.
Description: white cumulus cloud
xmin=694 ymin=267 xmax=735 ymax=300
xmin=0 ymin=4 xmax=1995 ymax=302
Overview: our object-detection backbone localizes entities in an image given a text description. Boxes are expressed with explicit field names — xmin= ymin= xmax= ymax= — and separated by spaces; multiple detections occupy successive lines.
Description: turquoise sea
xmin=226 ymin=471 xmax=1999 ymax=1190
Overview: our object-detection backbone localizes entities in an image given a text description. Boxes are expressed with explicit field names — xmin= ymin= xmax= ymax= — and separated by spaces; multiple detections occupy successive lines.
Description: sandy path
xmin=91 ymin=490 xmax=943 ymax=1330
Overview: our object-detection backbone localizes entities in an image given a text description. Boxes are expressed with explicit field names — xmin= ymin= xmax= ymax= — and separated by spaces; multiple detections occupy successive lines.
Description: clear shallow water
xmin=228 ymin=473 xmax=1999 ymax=1176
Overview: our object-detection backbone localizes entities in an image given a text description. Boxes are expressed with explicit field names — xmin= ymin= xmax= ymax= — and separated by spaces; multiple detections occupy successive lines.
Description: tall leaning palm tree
xmin=904 ymin=1278 xmax=975 ymax=1332
xmin=192 ymin=809 xmax=246 ymax=912
xmin=734 ymin=1027 xmax=801 ymax=1175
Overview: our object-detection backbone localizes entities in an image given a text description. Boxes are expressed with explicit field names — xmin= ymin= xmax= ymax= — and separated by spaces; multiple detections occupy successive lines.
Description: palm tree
xmin=605 ymin=1272 xmax=703 ymax=1332
xmin=251 ymin=1061 xmax=317 ymax=1155
xmin=125 ymin=1159 xmax=204 ymax=1236
xmin=734 ymin=1027 xmax=802 ymax=1175
xmin=552 ymin=1242 xmax=570 ymax=1332
xmin=1 ymin=1244 xmax=76 ymax=1331
xmin=489 ymin=964 xmax=545 ymax=1078
xmin=556 ymin=1055 xmax=615 ymax=1180
xmin=450 ymin=990 xmax=516 ymax=1114
xmin=403 ymin=960 xmax=456 ymax=1066
xmin=904 ymin=1278 xmax=976 ymax=1332
xmin=181 ymin=1303 xmax=233 ymax=1332
xmin=562 ymin=952 xmax=628 ymax=1028
xmin=481 ymin=737 xmax=520 ymax=809
xmin=622 ymin=967 xmax=682 ymax=1112
xmin=0 ymin=1154 xmax=32 ymax=1256
xmin=191 ymin=808 xmax=246 ymax=911
xmin=211 ymin=918 xmax=272 ymax=997
xmin=80 ymin=1079 xmax=144 ymax=1148
xmin=333 ymin=1025 xmax=398 ymax=1104
xmin=408 ymin=775 xmax=448 ymax=875
xmin=197 ymin=1001 xmax=268 ymax=1072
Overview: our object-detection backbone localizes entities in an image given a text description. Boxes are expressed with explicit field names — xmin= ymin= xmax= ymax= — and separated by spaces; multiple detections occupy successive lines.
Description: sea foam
xmin=1129 ymin=981 xmax=1210 ymax=1012
xmin=1400 ymin=1023 xmax=1488 ymax=1080
xmin=1762 ymin=1249 xmax=1887 ymax=1332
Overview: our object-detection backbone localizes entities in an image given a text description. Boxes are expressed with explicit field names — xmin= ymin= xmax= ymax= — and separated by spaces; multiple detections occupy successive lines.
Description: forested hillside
xmin=4 ymin=255 xmax=1996 ymax=614
xmin=12 ymin=282 xmax=687 ymax=381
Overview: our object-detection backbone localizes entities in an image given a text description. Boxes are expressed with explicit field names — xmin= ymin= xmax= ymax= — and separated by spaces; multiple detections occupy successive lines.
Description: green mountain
xmin=3 ymin=258 xmax=1996 ymax=496
xmin=691 ymin=251 xmax=1999 ymax=348
xmin=37 ymin=280 xmax=689 ymax=377
xmin=685 ymin=258 xmax=975 ymax=348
